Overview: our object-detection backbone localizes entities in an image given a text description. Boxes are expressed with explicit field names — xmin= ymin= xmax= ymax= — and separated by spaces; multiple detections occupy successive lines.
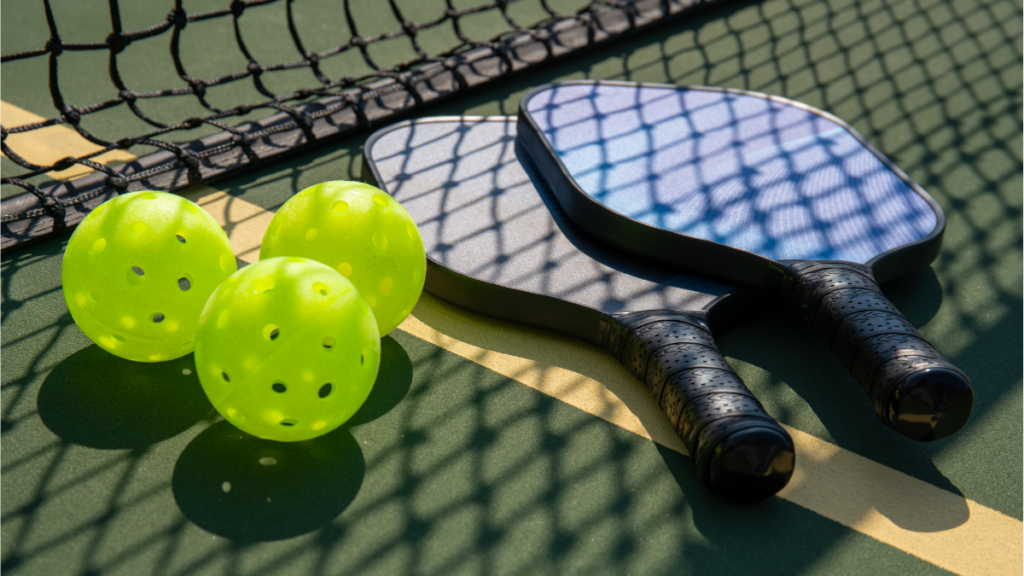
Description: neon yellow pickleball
xmin=194 ymin=257 xmax=381 ymax=442
xmin=61 ymin=191 xmax=237 ymax=362
xmin=259 ymin=181 xmax=426 ymax=335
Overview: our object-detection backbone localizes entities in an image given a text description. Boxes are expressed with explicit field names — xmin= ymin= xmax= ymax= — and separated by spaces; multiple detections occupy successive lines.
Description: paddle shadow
xmin=172 ymin=420 xmax=364 ymax=542
xmin=879 ymin=266 xmax=944 ymax=328
xmin=37 ymin=346 xmax=212 ymax=449
xmin=649 ymin=443 xmax=849 ymax=573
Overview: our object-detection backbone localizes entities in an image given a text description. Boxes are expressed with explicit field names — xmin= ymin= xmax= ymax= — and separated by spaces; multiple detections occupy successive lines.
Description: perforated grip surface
xmin=599 ymin=310 xmax=794 ymax=501
xmin=770 ymin=261 xmax=973 ymax=441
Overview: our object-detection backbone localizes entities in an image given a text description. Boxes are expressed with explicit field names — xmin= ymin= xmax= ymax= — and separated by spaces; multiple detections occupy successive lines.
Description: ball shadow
xmin=346 ymin=334 xmax=413 ymax=427
xmin=37 ymin=346 xmax=212 ymax=449
xmin=172 ymin=420 xmax=364 ymax=542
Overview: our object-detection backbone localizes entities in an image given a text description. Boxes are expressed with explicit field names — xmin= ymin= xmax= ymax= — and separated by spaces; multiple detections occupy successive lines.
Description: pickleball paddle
xmin=518 ymin=81 xmax=973 ymax=442
xmin=363 ymin=116 xmax=794 ymax=501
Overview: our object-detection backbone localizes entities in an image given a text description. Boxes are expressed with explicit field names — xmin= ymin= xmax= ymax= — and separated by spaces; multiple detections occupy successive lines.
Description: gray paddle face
xmin=523 ymin=83 xmax=939 ymax=264
xmin=366 ymin=117 xmax=733 ymax=318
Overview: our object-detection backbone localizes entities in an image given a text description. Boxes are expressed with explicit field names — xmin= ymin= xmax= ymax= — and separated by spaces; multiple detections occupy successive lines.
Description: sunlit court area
xmin=1 ymin=0 xmax=1021 ymax=574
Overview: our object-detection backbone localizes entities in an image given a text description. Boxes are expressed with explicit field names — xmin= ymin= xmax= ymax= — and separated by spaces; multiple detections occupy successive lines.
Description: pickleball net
xmin=0 ymin=0 xmax=729 ymax=251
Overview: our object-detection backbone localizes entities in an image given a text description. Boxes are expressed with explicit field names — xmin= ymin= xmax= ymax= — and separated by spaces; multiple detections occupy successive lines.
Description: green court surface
xmin=2 ymin=0 xmax=1022 ymax=574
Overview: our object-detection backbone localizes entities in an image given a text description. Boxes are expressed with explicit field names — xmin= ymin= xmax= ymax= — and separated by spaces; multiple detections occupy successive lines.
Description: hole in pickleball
xmin=152 ymin=313 xmax=165 ymax=323
xmin=272 ymin=383 xmax=287 ymax=393
xmin=406 ymin=224 xmax=417 ymax=240
xmin=337 ymin=262 xmax=352 ymax=277
xmin=178 ymin=276 xmax=192 ymax=291
xmin=379 ymin=277 xmax=393 ymax=295
xmin=176 ymin=234 xmax=187 ymax=243
xmin=184 ymin=203 xmax=198 ymax=214
xmin=254 ymin=277 xmax=275 ymax=294
xmin=222 ymin=372 xmax=231 ymax=382
xmin=323 ymin=336 xmax=335 ymax=349
xmin=140 ymin=192 xmax=158 ymax=200
xmin=113 ymin=334 xmax=126 ymax=342
xmin=131 ymin=221 xmax=147 ymax=235
xmin=372 ymin=193 xmax=390 ymax=208
xmin=393 ymin=309 xmax=409 ymax=326
xmin=360 ymin=354 xmax=364 ymax=365
xmin=319 ymin=383 xmax=332 ymax=398
xmin=127 ymin=266 xmax=145 ymax=285
xmin=332 ymin=200 xmax=349 ymax=213
xmin=372 ymin=231 xmax=388 ymax=251
xmin=312 ymin=282 xmax=330 ymax=296
xmin=305 ymin=228 xmax=319 ymax=242
xmin=90 ymin=238 xmax=107 ymax=255
xmin=280 ymin=419 xmax=296 ymax=426
xmin=286 ymin=257 xmax=305 ymax=263
xmin=263 ymin=324 xmax=279 ymax=341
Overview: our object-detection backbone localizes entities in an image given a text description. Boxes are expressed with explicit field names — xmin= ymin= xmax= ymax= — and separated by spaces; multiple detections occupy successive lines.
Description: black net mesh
xmin=0 ymin=0 xmax=727 ymax=250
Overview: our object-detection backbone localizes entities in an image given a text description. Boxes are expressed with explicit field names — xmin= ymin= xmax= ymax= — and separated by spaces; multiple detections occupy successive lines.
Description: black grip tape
xmin=812 ymin=287 xmax=902 ymax=343
xmin=769 ymin=261 xmax=973 ymax=439
xmin=849 ymin=333 xmax=938 ymax=389
xmin=599 ymin=310 xmax=793 ymax=499
xmin=831 ymin=310 xmax=924 ymax=375
xmin=678 ymin=393 xmax=772 ymax=453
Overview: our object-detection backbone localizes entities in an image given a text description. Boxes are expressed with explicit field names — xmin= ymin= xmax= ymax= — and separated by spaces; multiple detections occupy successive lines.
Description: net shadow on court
xmin=1 ymin=0 xmax=1020 ymax=573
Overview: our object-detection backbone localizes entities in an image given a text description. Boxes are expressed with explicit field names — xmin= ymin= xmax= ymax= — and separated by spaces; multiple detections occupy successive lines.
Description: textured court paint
xmin=3 ymin=0 xmax=1018 ymax=568
xmin=10 ymin=91 xmax=1018 ymax=575
xmin=398 ymin=292 xmax=1023 ymax=576
xmin=777 ymin=431 xmax=1024 ymax=576
xmin=0 ymin=101 xmax=137 ymax=180
xmin=526 ymin=84 xmax=937 ymax=263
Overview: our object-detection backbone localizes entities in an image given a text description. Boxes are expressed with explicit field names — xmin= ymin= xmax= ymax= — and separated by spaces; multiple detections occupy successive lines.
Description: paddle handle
xmin=599 ymin=311 xmax=794 ymax=501
xmin=772 ymin=262 xmax=973 ymax=441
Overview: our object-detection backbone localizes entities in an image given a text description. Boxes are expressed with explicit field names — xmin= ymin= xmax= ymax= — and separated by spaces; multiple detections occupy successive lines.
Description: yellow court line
xmin=22 ymin=120 xmax=1023 ymax=575
xmin=1 ymin=101 xmax=136 ymax=180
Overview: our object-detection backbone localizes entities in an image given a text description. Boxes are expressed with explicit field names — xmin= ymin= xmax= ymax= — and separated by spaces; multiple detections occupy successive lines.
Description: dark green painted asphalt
xmin=2 ymin=0 xmax=1021 ymax=574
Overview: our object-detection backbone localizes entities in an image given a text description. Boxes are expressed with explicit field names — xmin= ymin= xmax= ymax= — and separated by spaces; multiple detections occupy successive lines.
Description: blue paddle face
xmin=523 ymin=83 xmax=937 ymax=264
